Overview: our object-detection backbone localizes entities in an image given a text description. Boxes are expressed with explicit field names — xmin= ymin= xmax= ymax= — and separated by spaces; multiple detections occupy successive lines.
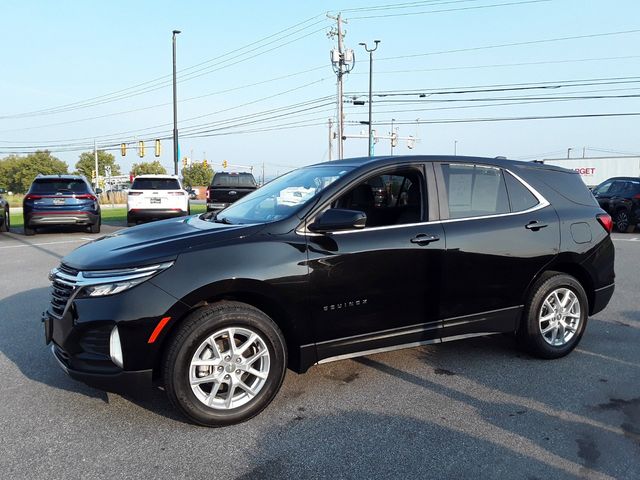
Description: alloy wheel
xmin=538 ymin=287 xmax=581 ymax=347
xmin=189 ymin=327 xmax=270 ymax=410
xmin=615 ymin=211 xmax=629 ymax=232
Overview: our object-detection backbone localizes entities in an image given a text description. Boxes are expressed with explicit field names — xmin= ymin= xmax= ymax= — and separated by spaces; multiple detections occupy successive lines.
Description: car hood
xmin=62 ymin=215 xmax=264 ymax=270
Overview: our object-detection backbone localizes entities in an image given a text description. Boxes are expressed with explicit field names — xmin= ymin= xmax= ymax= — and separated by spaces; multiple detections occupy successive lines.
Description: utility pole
xmin=328 ymin=13 xmax=354 ymax=159
xmin=567 ymin=147 xmax=573 ymax=159
xmin=390 ymin=118 xmax=396 ymax=156
xmin=328 ymin=118 xmax=333 ymax=161
xmin=262 ymin=162 xmax=265 ymax=185
xmin=360 ymin=40 xmax=380 ymax=157
xmin=93 ymin=139 xmax=99 ymax=190
xmin=454 ymin=140 xmax=458 ymax=156
xmin=172 ymin=30 xmax=181 ymax=176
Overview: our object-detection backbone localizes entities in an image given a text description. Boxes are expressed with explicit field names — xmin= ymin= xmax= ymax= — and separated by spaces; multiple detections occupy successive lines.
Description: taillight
xmin=596 ymin=213 xmax=613 ymax=234
xmin=633 ymin=193 xmax=640 ymax=200
xmin=206 ymin=188 xmax=211 ymax=200
xmin=24 ymin=194 xmax=42 ymax=201
xmin=75 ymin=194 xmax=97 ymax=201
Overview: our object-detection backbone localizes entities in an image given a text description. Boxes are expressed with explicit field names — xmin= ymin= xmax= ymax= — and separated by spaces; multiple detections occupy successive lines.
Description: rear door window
xmin=131 ymin=178 xmax=181 ymax=190
xmin=441 ymin=164 xmax=509 ymax=219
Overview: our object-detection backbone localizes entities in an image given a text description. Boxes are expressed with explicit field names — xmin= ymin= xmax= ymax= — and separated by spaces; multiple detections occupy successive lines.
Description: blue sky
xmin=1 ymin=0 xmax=639 ymax=176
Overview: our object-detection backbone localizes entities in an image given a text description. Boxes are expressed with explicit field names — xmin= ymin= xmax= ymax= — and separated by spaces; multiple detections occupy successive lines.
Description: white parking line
xmin=613 ymin=237 xmax=640 ymax=242
xmin=0 ymin=238 xmax=89 ymax=250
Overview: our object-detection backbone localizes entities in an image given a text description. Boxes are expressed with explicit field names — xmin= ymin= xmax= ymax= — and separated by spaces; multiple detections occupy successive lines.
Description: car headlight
xmin=77 ymin=261 xmax=174 ymax=297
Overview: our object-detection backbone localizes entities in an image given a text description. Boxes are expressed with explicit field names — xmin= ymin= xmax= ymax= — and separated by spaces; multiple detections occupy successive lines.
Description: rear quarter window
xmin=527 ymin=169 xmax=598 ymax=207
xmin=504 ymin=172 xmax=539 ymax=212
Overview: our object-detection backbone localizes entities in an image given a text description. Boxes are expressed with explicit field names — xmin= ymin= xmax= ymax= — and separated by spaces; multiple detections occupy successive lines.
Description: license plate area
xmin=53 ymin=198 xmax=66 ymax=205
xmin=150 ymin=197 xmax=162 ymax=204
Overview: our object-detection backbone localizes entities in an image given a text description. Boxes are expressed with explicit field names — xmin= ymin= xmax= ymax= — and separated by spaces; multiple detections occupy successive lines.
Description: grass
xmin=8 ymin=203 xmax=207 ymax=229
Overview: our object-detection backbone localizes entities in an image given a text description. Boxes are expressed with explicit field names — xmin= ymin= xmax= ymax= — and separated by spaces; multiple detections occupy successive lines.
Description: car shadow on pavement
xmin=0 ymin=287 xmax=108 ymax=401
xmin=350 ymin=335 xmax=638 ymax=480
xmin=0 ymin=286 xmax=193 ymax=424
xmin=235 ymin=410 xmax=586 ymax=480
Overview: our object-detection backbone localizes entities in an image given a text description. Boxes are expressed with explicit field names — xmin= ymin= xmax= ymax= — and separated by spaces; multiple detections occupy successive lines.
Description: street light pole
xmin=360 ymin=40 xmax=380 ymax=157
xmin=172 ymin=30 xmax=181 ymax=175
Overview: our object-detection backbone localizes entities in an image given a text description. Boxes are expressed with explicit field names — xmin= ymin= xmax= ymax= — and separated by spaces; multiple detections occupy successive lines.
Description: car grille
xmin=49 ymin=264 xmax=80 ymax=319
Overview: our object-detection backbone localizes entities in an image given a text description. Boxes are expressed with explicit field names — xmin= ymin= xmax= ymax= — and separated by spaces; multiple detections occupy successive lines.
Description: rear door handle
xmin=410 ymin=234 xmax=440 ymax=245
xmin=525 ymin=221 xmax=548 ymax=231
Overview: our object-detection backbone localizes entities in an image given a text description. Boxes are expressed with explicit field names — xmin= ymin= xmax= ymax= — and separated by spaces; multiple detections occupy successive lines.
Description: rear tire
xmin=89 ymin=220 xmax=101 ymax=234
xmin=163 ymin=301 xmax=287 ymax=427
xmin=126 ymin=214 xmax=136 ymax=227
xmin=614 ymin=210 xmax=635 ymax=233
xmin=519 ymin=272 xmax=588 ymax=359
xmin=23 ymin=222 xmax=35 ymax=236
xmin=0 ymin=208 xmax=8 ymax=232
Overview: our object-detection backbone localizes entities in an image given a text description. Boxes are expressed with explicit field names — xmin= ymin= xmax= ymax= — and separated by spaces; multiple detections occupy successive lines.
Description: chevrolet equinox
xmin=44 ymin=156 xmax=615 ymax=426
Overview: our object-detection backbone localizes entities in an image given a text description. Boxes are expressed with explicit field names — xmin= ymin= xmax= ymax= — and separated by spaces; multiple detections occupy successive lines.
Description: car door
xmin=305 ymin=163 xmax=445 ymax=362
xmin=435 ymin=162 xmax=559 ymax=338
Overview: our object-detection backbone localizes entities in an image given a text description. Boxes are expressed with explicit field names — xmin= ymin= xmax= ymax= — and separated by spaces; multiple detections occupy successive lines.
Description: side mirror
xmin=95 ymin=188 xmax=103 ymax=194
xmin=308 ymin=209 xmax=366 ymax=233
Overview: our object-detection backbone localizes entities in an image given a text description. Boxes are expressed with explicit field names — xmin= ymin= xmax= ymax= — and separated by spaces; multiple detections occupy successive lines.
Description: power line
xmin=376 ymin=29 xmax=640 ymax=62
xmin=348 ymin=0 xmax=550 ymax=19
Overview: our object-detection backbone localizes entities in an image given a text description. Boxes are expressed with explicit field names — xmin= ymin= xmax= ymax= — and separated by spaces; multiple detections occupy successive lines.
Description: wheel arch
xmin=528 ymin=262 xmax=595 ymax=316
xmin=152 ymin=279 xmax=311 ymax=380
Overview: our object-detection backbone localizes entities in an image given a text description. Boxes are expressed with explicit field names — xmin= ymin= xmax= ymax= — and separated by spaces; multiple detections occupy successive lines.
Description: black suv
xmin=206 ymin=172 xmax=257 ymax=211
xmin=0 ymin=188 xmax=9 ymax=233
xmin=44 ymin=156 xmax=615 ymax=426
xmin=23 ymin=175 xmax=101 ymax=235
xmin=591 ymin=176 xmax=640 ymax=233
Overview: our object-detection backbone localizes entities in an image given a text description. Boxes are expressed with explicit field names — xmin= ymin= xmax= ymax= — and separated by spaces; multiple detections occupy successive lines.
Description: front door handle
xmin=525 ymin=221 xmax=548 ymax=231
xmin=410 ymin=234 xmax=440 ymax=245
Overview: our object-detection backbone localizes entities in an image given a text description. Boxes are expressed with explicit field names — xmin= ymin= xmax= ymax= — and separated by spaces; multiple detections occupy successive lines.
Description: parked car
xmin=127 ymin=174 xmax=189 ymax=226
xmin=0 ymin=188 xmax=9 ymax=233
xmin=206 ymin=172 xmax=258 ymax=211
xmin=591 ymin=176 xmax=640 ymax=232
xmin=23 ymin=175 xmax=101 ymax=236
xmin=44 ymin=155 xmax=615 ymax=427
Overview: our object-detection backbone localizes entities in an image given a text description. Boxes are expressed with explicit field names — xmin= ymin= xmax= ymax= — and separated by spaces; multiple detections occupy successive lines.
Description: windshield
xmin=30 ymin=179 xmax=88 ymax=194
xmin=212 ymin=173 xmax=256 ymax=187
xmin=215 ymin=165 xmax=353 ymax=224
xmin=131 ymin=178 xmax=181 ymax=190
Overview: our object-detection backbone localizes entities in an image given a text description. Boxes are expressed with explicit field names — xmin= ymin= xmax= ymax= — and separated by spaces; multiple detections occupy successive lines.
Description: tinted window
xmin=332 ymin=168 xmax=424 ymax=227
xmin=131 ymin=178 xmax=181 ymax=190
xmin=212 ymin=174 xmax=256 ymax=187
xmin=504 ymin=171 xmax=539 ymax=212
xmin=530 ymin=169 xmax=598 ymax=207
xmin=442 ymin=164 xmax=509 ymax=219
xmin=30 ymin=179 xmax=88 ymax=194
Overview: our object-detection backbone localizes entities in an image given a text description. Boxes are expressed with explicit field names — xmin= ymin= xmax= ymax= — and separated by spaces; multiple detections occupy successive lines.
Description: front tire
xmin=163 ymin=301 xmax=287 ymax=427
xmin=519 ymin=272 xmax=588 ymax=359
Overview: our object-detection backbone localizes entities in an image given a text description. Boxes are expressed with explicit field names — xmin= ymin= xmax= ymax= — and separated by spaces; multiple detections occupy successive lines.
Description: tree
xmin=75 ymin=150 xmax=121 ymax=180
xmin=131 ymin=160 xmax=167 ymax=176
xmin=0 ymin=151 xmax=68 ymax=193
xmin=181 ymin=162 xmax=213 ymax=187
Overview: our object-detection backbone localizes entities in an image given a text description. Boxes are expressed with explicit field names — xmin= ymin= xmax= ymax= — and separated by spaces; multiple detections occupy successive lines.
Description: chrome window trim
xmin=296 ymin=166 xmax=549 ymax=236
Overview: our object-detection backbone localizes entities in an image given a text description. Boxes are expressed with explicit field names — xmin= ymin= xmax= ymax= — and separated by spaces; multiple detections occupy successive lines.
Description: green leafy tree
xmin=181 ymin=162 xmax=213 ymax=187
xmin=0 ymin=151 xmax=68 ymax=193
xmin=131 ymin=160 xmax=167 ymax=176
xmin=75 ymin=150 xmax=121 ymax=179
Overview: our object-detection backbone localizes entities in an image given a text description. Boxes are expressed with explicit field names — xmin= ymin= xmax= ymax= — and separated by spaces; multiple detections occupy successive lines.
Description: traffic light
xmin=121 ymin=143 xmax=127 ymax=156
xmin=138 ymin=141 xmax=145 ymax=157
xmin=154 ymin=139 xmax=161 ymax=157
xmin=222 ymin=160 xmax=228 ymax=169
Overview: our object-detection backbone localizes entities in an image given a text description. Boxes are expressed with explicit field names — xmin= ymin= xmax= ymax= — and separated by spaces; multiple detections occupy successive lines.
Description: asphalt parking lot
xmin=0 ymin=225 xmax=638 ymax=479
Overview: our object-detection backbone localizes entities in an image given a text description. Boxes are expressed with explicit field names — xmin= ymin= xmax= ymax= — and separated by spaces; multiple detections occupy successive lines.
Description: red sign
xmin=575 ymin=167 xmax=596 ymax=175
